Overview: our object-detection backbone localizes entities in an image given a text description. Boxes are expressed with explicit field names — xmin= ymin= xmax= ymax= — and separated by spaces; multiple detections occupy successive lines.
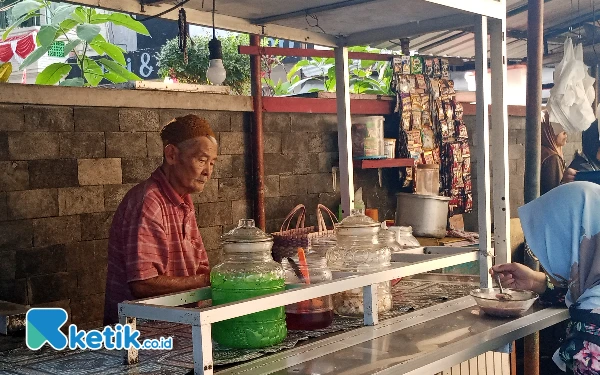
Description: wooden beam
xmin=61 ymin=0 xmax=339 ymax=47
xmin=261 ymin=96 xmax=392 ymax=114
xmin=238 ymin=46 xmax=392 ymax=61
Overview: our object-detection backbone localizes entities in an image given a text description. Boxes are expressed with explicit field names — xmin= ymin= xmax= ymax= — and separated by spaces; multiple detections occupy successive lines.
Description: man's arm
xmin=129 ymin=270 xmax=210 ymax=299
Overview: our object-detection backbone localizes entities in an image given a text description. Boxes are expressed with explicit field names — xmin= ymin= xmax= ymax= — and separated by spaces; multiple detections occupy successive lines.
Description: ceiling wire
xmin=305 ymin=13 xmax=326 ymax=34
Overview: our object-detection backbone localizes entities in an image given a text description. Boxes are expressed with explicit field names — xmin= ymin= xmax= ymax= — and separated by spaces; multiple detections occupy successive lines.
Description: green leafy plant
xmin=261 ymin=46 xmax=394 ymax=96
xmin=157 ymin=33 xmax=250 ymax=95
xmin=3 ymin=0 xmax=149 ymax=86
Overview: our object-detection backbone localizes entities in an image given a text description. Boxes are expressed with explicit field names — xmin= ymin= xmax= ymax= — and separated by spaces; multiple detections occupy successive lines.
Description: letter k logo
xmin=26 ymin=308 xmax=68 ymax=350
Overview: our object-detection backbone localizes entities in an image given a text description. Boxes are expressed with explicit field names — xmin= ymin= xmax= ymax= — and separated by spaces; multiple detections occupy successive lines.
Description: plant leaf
xmin=76 ymin=23 xmax=101 ymax=42
xmin=73 ymin=7 xmax=87 ymax=23
xmin=89 ymin=13 xmax=110 ymax=24
xmin=107 ymin=13 xmax=149 ymax=36
xmin=37 ymin=25 xmax=58 ymax=48
xmin=83 ymin=57 xmax=103 ymax=86
xmin=11 ymin=0 xmax=42 ymax=19
xmin=286 ymin=59 xmax=309 ymax=81
xmin=19 ymin=45 xmax=49 ymax=69
xmin=99 ymin=57 xmax=140 ymax=81
xmin=59 ymin=77 xmax=85 ymax=86
xmin=52 ymin=4 xmax=78 ymax=24
xmin=103 ymin=71 xmax=128 ymax=84
xmin=56 ymin=18 xmax=78 ymax=38
xmin=35 ymin=63 xmax=71 ymax=85
xmin=94 ymin=41 xmax=125 ymax=65
xmin=3 ymin=13 xmax=39 ymax=40
xmin=62 ymin=39 xmax=81 ymax=56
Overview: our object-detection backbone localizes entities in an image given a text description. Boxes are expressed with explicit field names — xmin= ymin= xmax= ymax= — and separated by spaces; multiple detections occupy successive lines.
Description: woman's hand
xmin=562 ymin=168 xmax=577 ymax=183
xmin=490 ymin=263 xmax=547 ymax=294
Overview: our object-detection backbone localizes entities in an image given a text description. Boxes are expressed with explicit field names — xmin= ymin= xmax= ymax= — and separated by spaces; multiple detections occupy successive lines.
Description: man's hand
xmin=562 ymin=168 xmax=577 ymax=184
xmin=490 ymin=263 xmax=547 ymax=294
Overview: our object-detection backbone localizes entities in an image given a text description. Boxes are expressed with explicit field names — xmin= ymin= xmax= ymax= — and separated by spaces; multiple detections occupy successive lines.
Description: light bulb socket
xmin=208 ymin=37 xmax=222 ymax=60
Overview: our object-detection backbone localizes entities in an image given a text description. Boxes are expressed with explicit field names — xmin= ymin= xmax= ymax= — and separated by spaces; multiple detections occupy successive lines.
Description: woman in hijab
xmin=491 ymin=181 xmax=600 ymax=374
xmin=563 ymin=120 xmax=600 ymax=183
xmin=541 ymin=112 xmax=568 ymax=194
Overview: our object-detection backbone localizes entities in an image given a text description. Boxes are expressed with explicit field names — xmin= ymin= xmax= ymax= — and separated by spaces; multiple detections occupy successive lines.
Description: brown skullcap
xmin=160 ymin=114 xmax=216 ymax=146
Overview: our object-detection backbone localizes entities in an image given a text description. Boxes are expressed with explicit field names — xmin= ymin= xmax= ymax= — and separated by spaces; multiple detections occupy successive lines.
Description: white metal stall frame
xmin=53 ymin=0 xmax=512 ymax=372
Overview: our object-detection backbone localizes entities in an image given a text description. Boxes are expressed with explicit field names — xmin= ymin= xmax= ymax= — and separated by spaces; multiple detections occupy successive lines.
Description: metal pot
xmin=395 ymin=193 xmax=450 ymax=238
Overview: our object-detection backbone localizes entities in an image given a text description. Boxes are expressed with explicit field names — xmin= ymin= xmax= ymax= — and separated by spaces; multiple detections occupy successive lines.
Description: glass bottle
xmin=210 ymin=219 xmax=287 ymax=349
xmin=326 ymin=210 xmax=393 ymax=316
xmin=283 ymin=252 xmax=333 ymax=330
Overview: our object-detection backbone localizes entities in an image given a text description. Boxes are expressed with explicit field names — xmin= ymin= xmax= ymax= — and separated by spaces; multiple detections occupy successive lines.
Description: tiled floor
xmin=0 ymin=280 xmax=476 ymax=374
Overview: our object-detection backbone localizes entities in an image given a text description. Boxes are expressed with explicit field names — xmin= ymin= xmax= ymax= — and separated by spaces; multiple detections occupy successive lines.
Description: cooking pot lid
xmin=221 ymin=219 xmax=273 ymax=243
xmin=395 ymin=192 xmax=451 ymax=201
xmin=337 ymin=210 xmax=380 ymax=228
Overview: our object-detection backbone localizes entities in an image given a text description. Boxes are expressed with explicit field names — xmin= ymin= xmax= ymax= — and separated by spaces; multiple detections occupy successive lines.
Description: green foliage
xmin=157 ymin=33 xmax=251 ymax=95
xmin=262 ymin=45 xmax=394 ymax=96
xmin=3 ymin=0 xmax=149 ymax=86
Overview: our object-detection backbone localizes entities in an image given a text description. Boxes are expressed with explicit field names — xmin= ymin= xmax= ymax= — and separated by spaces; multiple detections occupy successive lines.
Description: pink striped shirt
xmin=104 ymin=167 xmax=209 ymax=325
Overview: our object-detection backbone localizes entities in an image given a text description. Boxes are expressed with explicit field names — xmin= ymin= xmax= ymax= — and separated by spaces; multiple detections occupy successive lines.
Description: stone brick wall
xmin=0 ymin=102 xmax=341 ymax=329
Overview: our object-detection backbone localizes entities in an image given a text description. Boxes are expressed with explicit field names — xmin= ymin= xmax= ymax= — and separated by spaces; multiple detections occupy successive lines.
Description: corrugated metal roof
xmin=374 ymin=0 xmax=600 ymax=66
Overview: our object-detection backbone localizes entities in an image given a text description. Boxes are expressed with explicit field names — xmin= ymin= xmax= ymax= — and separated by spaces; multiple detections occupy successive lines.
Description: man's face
xmin=168 ymin=136 xmax=218 ymax=194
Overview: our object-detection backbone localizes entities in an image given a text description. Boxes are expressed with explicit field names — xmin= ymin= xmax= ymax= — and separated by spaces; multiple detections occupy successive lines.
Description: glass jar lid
xmin=337 ymin=210 xmax=380 ymax=229
xmin=221 ymin=219 xmax=273 ymax=243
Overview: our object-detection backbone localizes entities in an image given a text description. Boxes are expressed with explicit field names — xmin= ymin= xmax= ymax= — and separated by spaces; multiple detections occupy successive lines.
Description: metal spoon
xmin=495 ymin=274 xmax=513 ymax=301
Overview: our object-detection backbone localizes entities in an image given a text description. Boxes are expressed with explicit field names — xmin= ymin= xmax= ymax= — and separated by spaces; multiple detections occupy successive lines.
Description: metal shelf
xmin=119 ymin=247 xmax=479 ymax=375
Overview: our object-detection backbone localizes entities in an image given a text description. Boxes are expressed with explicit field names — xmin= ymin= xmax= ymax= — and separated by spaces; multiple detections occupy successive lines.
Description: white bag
xmin=547 ymin=38 xmax=596 ymax=134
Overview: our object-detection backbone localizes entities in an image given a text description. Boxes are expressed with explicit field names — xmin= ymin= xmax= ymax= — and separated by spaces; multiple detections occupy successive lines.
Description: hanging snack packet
xmin=441 ymin=58 xmax=450 ymax=78
xmin=433 ymin=58 xmax=442 ymax=78
xmin=402 ymin=112 xmax=412 ymax=130
xmin=416 ymin=74 xmax=426 ymax=89
xmin=463 ymin=157 xmax=471 ymax=175
xmin=430 ymin=79 xmax=440 ymax=100
xmin=465 ymin=193 xmax=473 ymax=212
xmin=464 ymin=176 xmax=472 ymax=193
xmin=452 ymin=143 xmax=463 ymax=162
xmin=411 ymin=56 xmax=423 ymax=74
xmin=461 ymin=142 xmax=471 ymax=158
xmin=401 ymin=56 xmax=411 ymax=75
xmin=425 ymin=59 xmax=434 ymax=77
xmin=457 ymin=122 xmax=469 ymax=140
xmin=440 ymin=120 xmax=449 ymax=140
xmin=423 ymin=151 xmax=435 ymax=164
xmin=393 ymin=56 xmax=403 ymax=73
xmin=454 ymin=102 xmax=464 ymax=120
xmin=412 ymin=110 xmax=423 ymax=129
xmin=422 ymin=126 xmax=435 ymax=150
xmin=447 ymin=80 xmax=456 ymax=96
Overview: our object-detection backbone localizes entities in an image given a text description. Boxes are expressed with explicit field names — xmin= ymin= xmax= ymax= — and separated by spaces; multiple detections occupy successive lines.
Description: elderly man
xmin=104 ymin=114 xmax=217 ymax=325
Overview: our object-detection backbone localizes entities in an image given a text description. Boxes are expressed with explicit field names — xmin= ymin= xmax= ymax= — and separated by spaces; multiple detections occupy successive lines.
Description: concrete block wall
xmin=0 ymin=101 xmax=341 ymax=329
xmin=462 ymin=115 xmax=582 ymax=231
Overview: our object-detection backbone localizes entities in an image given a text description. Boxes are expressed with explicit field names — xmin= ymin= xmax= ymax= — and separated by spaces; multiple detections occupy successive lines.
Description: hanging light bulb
xmin=206 ymin=0 xmax=226 ymax=85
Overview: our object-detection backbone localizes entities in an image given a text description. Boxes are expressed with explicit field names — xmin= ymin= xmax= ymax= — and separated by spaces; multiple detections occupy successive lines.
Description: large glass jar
xmin=326 ymin=211 xmax=393 ymax=316
xmin=283 ymin=252 xmax=333 ymax=330
xmin=210 ymin=219 xmax=287 ymax=349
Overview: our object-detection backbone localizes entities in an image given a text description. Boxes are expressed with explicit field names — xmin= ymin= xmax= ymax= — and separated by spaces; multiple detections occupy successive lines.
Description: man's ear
xmin=164 ymin=144 xmax=178 ymax=165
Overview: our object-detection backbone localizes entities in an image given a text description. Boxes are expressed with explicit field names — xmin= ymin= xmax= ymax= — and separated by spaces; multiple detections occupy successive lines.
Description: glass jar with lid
xmin=389 ymin=226 xmax=421 ymax=249
xmin=283 ymin=250 xmax=333 ymax=330
xmin=210 ymin=219 xmax=287 ymax=349
xmin=378 ymin=228 xmax=403 ymax=254
xmin=326 ymin=210 xmax=393 ymax=316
